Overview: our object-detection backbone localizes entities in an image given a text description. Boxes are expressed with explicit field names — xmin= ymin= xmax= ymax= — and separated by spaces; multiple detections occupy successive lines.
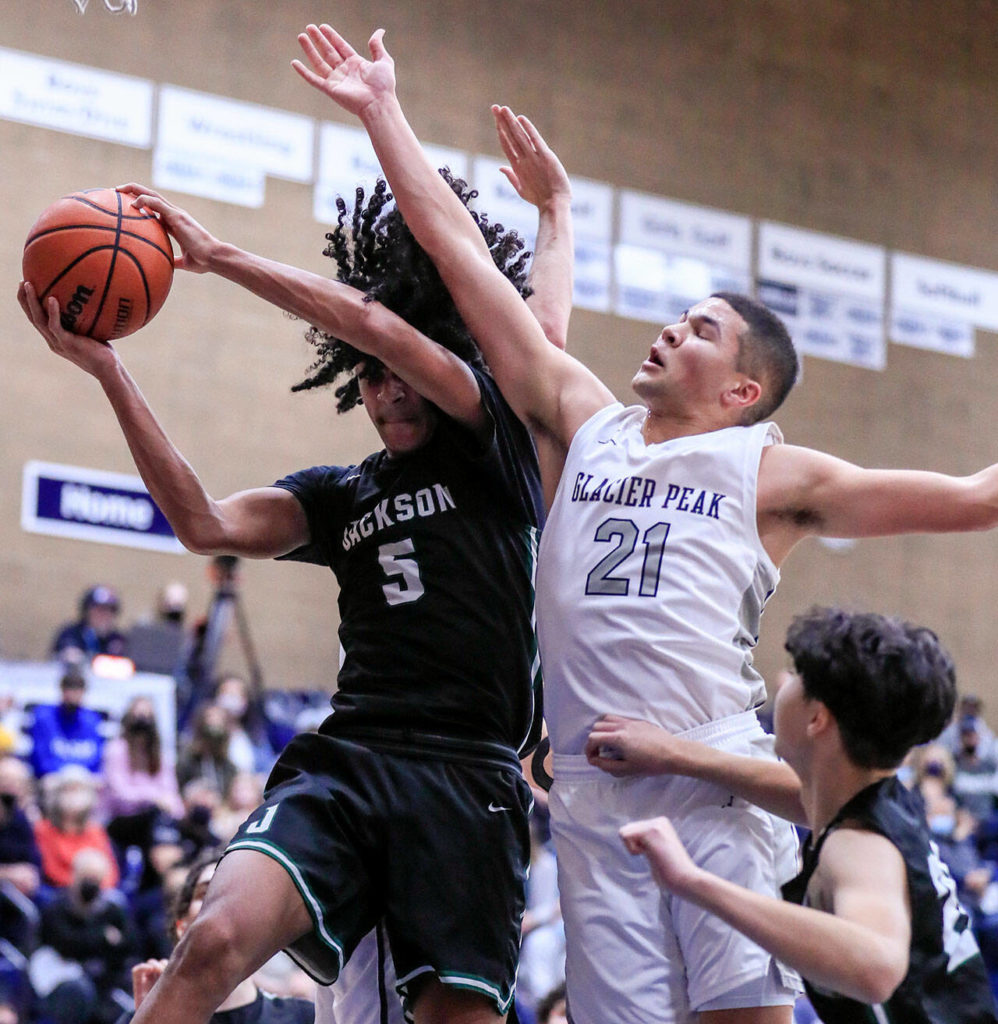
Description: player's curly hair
xmin=293 ymin=170 xmax=533 ymax=413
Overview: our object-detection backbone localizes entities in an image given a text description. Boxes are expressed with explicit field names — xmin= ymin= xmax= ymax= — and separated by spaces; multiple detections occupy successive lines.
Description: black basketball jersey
xmin=782 ymin=776 xmax=997 ymax=1024
xmin=275 ymin=367 xmax=545 ymax=756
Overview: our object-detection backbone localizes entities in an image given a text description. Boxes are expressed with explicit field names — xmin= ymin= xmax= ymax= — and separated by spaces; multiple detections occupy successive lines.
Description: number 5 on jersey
xmin=378 ymin=538 xmax=425 ymax=606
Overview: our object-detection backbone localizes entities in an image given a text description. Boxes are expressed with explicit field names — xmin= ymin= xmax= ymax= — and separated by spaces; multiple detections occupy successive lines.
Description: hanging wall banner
xmin=758 ymin=222 xmax=886 ymax=371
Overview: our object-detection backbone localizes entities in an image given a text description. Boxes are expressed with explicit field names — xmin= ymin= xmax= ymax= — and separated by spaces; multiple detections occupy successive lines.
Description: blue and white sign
xmin=21 ymin=461 xmax=184 ymax=554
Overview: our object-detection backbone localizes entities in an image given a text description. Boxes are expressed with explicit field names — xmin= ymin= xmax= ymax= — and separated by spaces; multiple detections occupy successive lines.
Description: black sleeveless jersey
xmin=275 ymin=367 xmax=545 ymax=756
xmin=782 ymin=776 xmax=997 ymax=1024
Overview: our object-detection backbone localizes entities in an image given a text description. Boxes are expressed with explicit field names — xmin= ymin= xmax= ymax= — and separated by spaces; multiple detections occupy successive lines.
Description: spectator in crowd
xmin=952 ymin=716 xmax=998 ymax=821
xmin=0 ymin=756 xmax=41 ymax=956
xmin=939 ymin=693 xmax=998 ymax=762
xmin=175 ymin=704 xmax=237 ymax=799
xmin=51 ymin=586 xmax=128 ymax=665
xmin=127 ymin=583 xmax=190 ymax=678
xmin=173 ymin=780 xmax=223 ymax=865
xmin=534 ymin=983 xmax=568 ymax=1024
xmin=31 ymin=848 xmax=135 ymax=1024
xmin=212 ymin=674 xmax=276 ymax=776
xmin=0 ymin=1001 xmax=19 ymax=1024
xmin=209 ymin=771 xmax=264 ymax=844
xmin=34 ymin=766 xmax=119 ymax=891
xmin=27 ymin=667 xmax=105 ymax=779
xmin=100 ymin=697 xmax=183 ymax=823
xmin=118 ymin=850 xmax=314 ymax=1024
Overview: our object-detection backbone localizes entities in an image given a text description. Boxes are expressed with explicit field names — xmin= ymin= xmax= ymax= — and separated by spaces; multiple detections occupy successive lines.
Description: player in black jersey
xmin=612 ymin=607 xmax=997 ymax=1023
xmin=18 ymin=109 xmax=574 ymax=1024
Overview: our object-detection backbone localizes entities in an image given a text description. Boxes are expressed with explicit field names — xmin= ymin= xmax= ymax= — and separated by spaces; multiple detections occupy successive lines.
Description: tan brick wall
xmin=2 ymin=1 xmax=997 ymax=708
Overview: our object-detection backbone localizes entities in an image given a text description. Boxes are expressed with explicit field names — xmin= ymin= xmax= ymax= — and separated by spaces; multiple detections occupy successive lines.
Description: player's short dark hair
xmin=294 ymin=171 xmax=533 ymax=414
xmin=169 ymin=848 xmax=222 ymax=944
xmin=711 ymin=291 xmax=798 ymax=424
xmin=785 ymin=607 xmax=956 ymax=770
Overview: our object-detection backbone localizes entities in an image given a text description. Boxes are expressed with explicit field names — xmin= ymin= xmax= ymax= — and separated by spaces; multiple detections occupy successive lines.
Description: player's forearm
xmin=94 ymin=361 xmax=228 ymax=553
xmin=675 ymin=745 xmax=807 ymax=824
xmin=681 ymin=871 xmax=907 ymax=1004
xmin=205 ymin=243 xmax=374 ymax=347
xmin=527 ymin=193 xmax=574 ymax=350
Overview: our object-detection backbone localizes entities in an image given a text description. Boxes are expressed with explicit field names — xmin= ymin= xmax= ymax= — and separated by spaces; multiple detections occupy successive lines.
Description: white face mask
xmin=216 ymin=694 xmax=248 ymax=719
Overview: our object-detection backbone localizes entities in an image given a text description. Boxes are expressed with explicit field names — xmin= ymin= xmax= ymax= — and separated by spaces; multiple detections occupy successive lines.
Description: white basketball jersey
xmin=538 ymin=405 xmax=782 ymax=754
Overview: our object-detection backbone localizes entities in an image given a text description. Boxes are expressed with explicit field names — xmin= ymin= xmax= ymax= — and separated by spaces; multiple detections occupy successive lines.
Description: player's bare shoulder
xmin=756 ymin=443 xmax=829 ymax=563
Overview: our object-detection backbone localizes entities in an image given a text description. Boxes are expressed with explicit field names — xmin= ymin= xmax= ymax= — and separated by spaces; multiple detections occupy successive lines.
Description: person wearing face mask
xmin=0 ymin=756 xmax=41 ymax=955
xmin=31 ymin=847 xmax=136 ymax=1024
xmin=211 ymin=675 xmax=277 ymax=777
xmin=27 ymin=667 xmax=105 ymax=780
xmin=34 ymin=766 xmax=119 ymax=891
xmin=952 ymin=718 xmax=998 ymax=822
xmin=101 ymin=699 xmax=183 ymax=823
xmin=176 ymin=705 xmax=237 ymax=800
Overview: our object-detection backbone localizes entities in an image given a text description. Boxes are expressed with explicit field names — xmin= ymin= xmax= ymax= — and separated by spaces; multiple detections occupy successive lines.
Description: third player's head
xmin=292 ymin=171 xmax=532 ymax=421
xmin=633 ymin=292 xmax=796 ymax=428
xmin=776 ymin=607 xmax=956 ymax=771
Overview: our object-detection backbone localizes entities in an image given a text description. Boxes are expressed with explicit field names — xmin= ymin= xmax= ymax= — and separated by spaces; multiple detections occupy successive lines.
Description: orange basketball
xmin=22 ymin=188 xmax=174 ymax=341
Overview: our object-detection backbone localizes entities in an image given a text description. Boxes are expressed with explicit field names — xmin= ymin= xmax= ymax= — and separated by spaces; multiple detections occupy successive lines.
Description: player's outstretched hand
xmin=620 ymin=816 xmax=700 ymax=894
xmin=293 ymin=23 xmax=396 ymax=118
xmin=17 ymin=280 xmax=117 ymax=375
xmin=585 ymin=714 xmax=691 ymax=777
xmin=117 ymin=183 xmax=218 ymax=274
xmin=492 ymin=105 xmax=571 ymax=211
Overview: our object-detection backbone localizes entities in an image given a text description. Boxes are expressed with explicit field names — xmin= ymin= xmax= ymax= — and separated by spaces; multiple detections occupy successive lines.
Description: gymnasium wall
xmin=2 ymin=1 xmax=997 ymax=704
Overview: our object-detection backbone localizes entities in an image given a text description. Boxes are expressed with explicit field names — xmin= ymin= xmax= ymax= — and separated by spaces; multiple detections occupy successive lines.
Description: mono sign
xmin=22 ymin=461 xmax=183 ymax=553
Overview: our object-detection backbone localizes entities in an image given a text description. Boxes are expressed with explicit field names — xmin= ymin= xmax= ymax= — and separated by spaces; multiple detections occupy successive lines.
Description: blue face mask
xmin=929 ymin=814 xmax=955 ymax=836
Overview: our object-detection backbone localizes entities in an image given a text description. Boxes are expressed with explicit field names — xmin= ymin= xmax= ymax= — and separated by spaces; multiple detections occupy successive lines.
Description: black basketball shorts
xmin=225 ymin=729 xmax=532 ymax=1015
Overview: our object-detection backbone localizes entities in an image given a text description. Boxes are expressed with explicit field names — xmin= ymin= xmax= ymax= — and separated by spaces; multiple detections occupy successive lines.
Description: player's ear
xmin=722 ymin=375 xmax=762 ymax=412
xmin=805 ymin=701 xmax=833 ymax=740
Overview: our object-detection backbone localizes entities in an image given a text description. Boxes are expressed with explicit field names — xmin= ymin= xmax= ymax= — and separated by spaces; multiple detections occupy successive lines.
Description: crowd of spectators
xmin=0 ymin=577 xmax=571 ymax=1024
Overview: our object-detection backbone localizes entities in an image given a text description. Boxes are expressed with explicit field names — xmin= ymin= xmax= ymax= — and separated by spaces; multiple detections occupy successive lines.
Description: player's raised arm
xmin=292 ymin=23 xmax=612 ymax=453
xmin=17 ymin=280 xmax=307 ymax=559
xmin=492 ymin=104 xmax=574 ymax=351
xmin=758 ymin=443 xmax=998 ymax=566
xmin=118 ymin=184 xmax=488 ymax=436
xmin=621 ymin=816 xmax=911 ymax=1005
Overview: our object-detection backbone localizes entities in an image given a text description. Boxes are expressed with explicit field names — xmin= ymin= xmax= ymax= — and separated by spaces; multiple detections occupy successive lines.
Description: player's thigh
xmin=549 ymin=771 xmax=693 ymax=1024
xmin=198 ymin=848 xmax=313 ymax=958
xmin=699 ymin=1006 xmax=793 ymax=1024
xmin=410 ymin=975 xmax=507 ymax=1024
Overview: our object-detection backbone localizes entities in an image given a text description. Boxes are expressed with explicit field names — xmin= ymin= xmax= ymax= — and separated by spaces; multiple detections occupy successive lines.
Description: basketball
xmin=22 ymin=188 xmax=174 ymax=341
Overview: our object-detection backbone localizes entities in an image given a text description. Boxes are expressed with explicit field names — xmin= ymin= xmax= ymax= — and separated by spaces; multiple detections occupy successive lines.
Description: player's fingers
xmin=316 ymin=23 xmax=358 ymax=62
xmin=518 ymin=115 xmax=549 ymax=153
xmin=368 ymin=28 xmax=392 ymax=63
xmin=297 ymin=30 xmax=330 ymax=73
xmin=499 ymin=167 xmax=522 ymax=193
xmin=291 ymin=59 xmax=324 ymax=88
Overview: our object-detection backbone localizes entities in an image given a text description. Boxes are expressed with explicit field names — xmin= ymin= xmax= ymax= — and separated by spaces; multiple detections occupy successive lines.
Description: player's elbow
xmin=848 ymin=950 xmax=907 ymax=1004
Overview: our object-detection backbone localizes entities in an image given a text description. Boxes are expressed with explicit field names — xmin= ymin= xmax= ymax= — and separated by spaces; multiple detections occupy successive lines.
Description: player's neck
xmin=216 ymin=978 xmax=258 ymax=1012
xmin=639 ymin=405 xmax=738 ymax=446
xmin=804 ymin=760 xmax=895 ymax=836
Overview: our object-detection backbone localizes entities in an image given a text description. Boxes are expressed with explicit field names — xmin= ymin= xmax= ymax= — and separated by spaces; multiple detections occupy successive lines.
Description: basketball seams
xmin=22 ymin=187 xmax=173 ymax=340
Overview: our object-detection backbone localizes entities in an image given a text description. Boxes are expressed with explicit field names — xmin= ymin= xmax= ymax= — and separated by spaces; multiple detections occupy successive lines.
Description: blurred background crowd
xmin=0 ymin=558 xmax=569 ymax=1024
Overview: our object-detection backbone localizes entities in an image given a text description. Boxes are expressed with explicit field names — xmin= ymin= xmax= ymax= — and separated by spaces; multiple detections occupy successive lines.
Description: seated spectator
xmin=0 ymin=757 xmax=41 ymax=956
xmin=175 ymin=703 xmax=237 ymax=799
xmin=27 ymin=667 xmax=105 ymax=780
xmin=99 ymin=697 xmax=183 ymax=823
xmin=212 ymin=674 xmax=277 ymax=775
xmin=51 ymin=586 xmax=128 ymax=666
xmin=939 ymin=693 xmax=997 ymax=762
xmin=534 ymin=983 xmax=568 ymax=1024
xmin=34 ymin=766 xmax=119 ymax=891
xmin=210 ymin=771 xmax=264 ymax=844
xmin=127 ymin=583 xmax=189 ymax=678
xmin=30 ymin=848 xmax=135 ymax=1024
xmin=117 ymin=850 xmax=314 ymax=1024
xmin=952 ymin=716 xmax=998 ymax=820
xmin=174 ymin=780 xmax=224 ymax=865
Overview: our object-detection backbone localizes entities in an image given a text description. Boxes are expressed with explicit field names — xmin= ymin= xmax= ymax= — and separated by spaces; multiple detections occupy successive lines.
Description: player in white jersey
xmin=296 ymin=21 xmax=998 ymax=1024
